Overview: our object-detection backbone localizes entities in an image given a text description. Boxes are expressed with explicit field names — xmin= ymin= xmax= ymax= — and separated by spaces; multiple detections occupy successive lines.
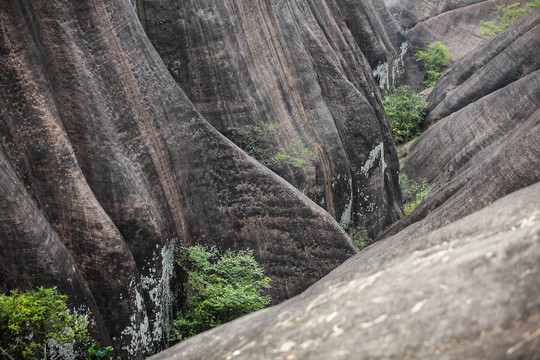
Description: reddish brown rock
xmin=0 ymin=0 xmax=360 ymax=357
xmin=137 ymin=0 xmax=417 ymax=236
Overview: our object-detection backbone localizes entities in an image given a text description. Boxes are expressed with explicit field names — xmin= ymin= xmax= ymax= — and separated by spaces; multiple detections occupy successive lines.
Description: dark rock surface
xmin=377 ymin=14 xmax=540 ymax=240
xmin=137 ymin=0 xmax=419 ymax=235
xmin=0 ymin=0 xmax=363 ymax=357
xmin=151 ymin=182 xmax=540 ymax=360
xmin=425 ymin=13 xmax=540 ymax=126
xmin=387 ymin=0 xmax=532 ymax=64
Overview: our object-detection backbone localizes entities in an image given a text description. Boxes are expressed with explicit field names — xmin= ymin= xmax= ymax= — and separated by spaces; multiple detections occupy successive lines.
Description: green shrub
xmin=382 ymin=86 xmax=428 ymax=145
xmin=170 ymin=245 xmax=271 ymax=342
xmin=479 ymin=3 xmax=534 ymax=37
xmin=415 ymin=42 xmax=452 ymax=88
xmin=400 ymin=171 xmax=432 ymax=216
xmin=0 ymin=287 xmax=91 ymax=359
xmin=340 ymin=222 xmax=371 ymax=250
xmin=87 ymin=343 xmax=114 ymax=360
xmin=225 ymin=123 xmax=318 ymax=170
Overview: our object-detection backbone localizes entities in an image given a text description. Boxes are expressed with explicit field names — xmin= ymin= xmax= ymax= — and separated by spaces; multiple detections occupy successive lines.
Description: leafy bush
xmin=415 ymin=42 xmax=452 ymax=88
xmin=341 ymin=222 xmax=371 ymax=250
xmin=225 ymin=123 xmax=318 ymax=170
xmin=479 ymin=2 xmax=535 ymax=37
xmin=87 ymin=343 xmax=114 ymax=360
xmin=382 ymin=86 xmax=428 ymax=145
xmin=400 ymin=171 xmax=432 ymax=216
xmin=0 ymin=287 xmax=91 ymax=359
xmin=170 ymin=245 xmax=271 ymax=342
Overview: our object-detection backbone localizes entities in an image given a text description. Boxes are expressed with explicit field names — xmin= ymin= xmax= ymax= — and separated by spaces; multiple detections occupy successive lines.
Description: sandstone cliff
xmin=0 ymin=0 xmax=375 ymax=357
xmin=151 ymin=5 xmax=540 ymax=359
xmin=136 ymin=0 xmax=420 ymax=236
xmin=386 ymin=0 xmax=532 ymax=63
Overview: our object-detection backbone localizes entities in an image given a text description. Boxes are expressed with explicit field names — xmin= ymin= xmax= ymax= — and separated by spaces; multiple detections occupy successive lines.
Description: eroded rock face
xmin=0 ymin=0 xmax=359 ymax=357
xmin=386 ymin=0 xmax=533 ymax=64
xmin=137 ymin=0 xmax=416 ymax=236
xmin=377 ymin=14 xmax=540 ymax=240
xmin=150 ymin=182 xmax=540 ymax=360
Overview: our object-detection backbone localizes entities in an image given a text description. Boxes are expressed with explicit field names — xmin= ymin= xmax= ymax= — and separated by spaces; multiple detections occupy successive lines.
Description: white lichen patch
xmin=392 ymin=42 xmax=408 ymax=88
xmin=339 ymin=178 xmax=354 ymax=226
xmin=140 ymin=238 xmax=178 ymax=344
xmin=360 ymin=142 xmax=387 ymax=177
xmin=120 ymin=289 xmax=151 ymax=356
xmin=373 ymin=42 xmax=409 ymax=90
xmin=373 ymin=62 xmax=389 ymax=90
xmin=117 ymin=238 xmax=178 ymax=356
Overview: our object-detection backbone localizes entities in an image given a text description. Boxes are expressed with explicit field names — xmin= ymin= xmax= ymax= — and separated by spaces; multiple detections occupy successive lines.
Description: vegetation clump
xmin=341 ymin=222 xmax=371 ymax=250
xmin=0 ymin=287 xmax=112 ymax=360
xmin=415 ymin=42 xmax=452 ymax=88
xmin=382 ymin=86 xmax=428 ymax=145
xmin=479 ymin=2 xmax=539 ymax=37
xmin=170 ymin=245 xmax=271 ymax=342
xmin=400 ymin=171 xmax=432 ymax=216
xmin=225 ymin=123 xmax=318 ymax=170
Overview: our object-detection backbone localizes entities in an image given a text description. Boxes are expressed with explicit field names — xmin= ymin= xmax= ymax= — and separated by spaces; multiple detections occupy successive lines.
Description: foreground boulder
xmin=0 ymin=0 xmax=358 ymax=357
xmin=137 ymin=0 xmax=416 ymax=235
xmin=151 ymin=182 xmax=540 ymax=359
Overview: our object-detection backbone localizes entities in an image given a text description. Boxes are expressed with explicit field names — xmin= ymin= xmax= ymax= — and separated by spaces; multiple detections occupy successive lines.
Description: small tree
xmin=415 ymin=42 xmax=452 ymax=88
xmin=170 ymin=245 xmax=271 ymax=342
xmin=0 ymin=287 xmax=90 ymax=359
xmin=479 ymin=2 xmax=533 ymax=37
xmin=382 ymin=86 xmax=428 ymax=145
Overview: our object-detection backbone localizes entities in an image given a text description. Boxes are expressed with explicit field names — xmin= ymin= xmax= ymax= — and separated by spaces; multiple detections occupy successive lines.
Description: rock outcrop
xmin=386 ymin=0 xmax=532 ymax=64
xmin=379 ymin=13 xmax=540 ymax=240
xmin=0 ymin=0 xmax=368 ymax=357
xmin=151 ymin=182 xmax=540 ymax=360
xmin=137 ymin=0 xmax=419 ymax=235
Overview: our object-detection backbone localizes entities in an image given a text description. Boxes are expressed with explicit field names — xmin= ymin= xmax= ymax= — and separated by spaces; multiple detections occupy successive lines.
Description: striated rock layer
xmin=137 ymin=0 xmax=419 ymax=235
xmin=0 ymin=0 xmax=367 ymax=357
xmin=151 ymin=182 xmax=540 ymax=360
xmin=385 ymin=0 xmax=532 ymax=64
xmin=379 ymin=13 xmax=540 ymax=240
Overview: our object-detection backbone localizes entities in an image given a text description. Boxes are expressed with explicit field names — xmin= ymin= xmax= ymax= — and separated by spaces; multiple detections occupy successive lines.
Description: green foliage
xmin=479 ymin=2 xmax=535 ymax=37
xmin=341 ymin=222 xmax=371 ymax=250
xmin=400 ymin=171 xmax=432 ymax=216
xmin=382 ymin=86 xmax=428 ymax=145
xmin=415 ymin=42 xmax=452 ymax=88
xmin=87 ymin=343 xmax=114 ymax=360
xmin=170 ymin=245 xmax=271 ymax=342
xmin=225 ymin=123 xmax=318 ymax=170
xmin=0 ymin=287 xmax=91 ymax=359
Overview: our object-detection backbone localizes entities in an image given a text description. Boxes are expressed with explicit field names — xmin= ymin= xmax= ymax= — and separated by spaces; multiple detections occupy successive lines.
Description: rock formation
xmin=0 ymin=0 xmax=389 ymax=357
xmin=136 ymin=0 xmax=419 ymax=236
xmin=151 ymin=182 xmax=540 ymax=360
xmin=379 ymin=13 xmax=540 ymax=239
xmin=151 ymin=5 xmax=540 ymax=359
xmin=385 ymin=0 xmax=532 ymax=63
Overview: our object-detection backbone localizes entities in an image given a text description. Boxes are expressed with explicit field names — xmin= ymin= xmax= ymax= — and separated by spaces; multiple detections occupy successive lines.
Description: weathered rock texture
xmin=151 ymin=182 xmax=540 ymax=360
xmin=0 ymin=0 xmax=367 ymax=357
xmin=137 ymin=0 xmax=418 ymax=235
xmin=386 ymin=0 xmax=533 ymax=64
xmin=379 ymin=13 xmax=540 ymax=240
